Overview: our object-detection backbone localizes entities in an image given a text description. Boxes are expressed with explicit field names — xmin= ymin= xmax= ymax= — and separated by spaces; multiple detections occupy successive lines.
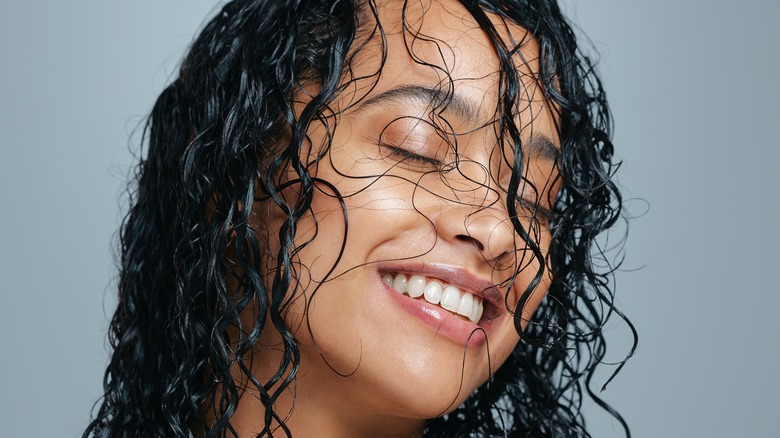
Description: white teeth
xmin=392 ymin=273 xmax=407 ymax=294
xmin=457 ymin=293 xmax=473 ymax=320
xmin=423 ymin=280 xmax=442 ymax=305
xmin=472 ymin=299 xmax=484 ymax=322
xmin=384 ymin=272 xmax=484 ymax=323
xmin=440 ymin=285 xmax=461 ymax=312
xmin=406 ymin=275 xmax=426 ymax=298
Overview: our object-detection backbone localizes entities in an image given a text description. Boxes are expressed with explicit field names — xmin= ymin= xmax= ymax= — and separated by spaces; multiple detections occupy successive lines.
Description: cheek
xmin=273 ymin=177 xmax=420 ymax=308
xmin=518 ymin=279 xmax=550 ymax=332
xmin=509 ymin=226 xmax=554 ymax=332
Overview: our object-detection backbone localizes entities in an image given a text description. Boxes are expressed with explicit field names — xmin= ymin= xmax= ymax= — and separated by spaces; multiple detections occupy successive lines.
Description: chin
xmin=364 ymin=346 xmax=493 ymax=419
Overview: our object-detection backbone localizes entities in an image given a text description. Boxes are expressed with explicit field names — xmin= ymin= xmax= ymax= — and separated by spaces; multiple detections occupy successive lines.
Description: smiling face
xmin=244 ymin=1 xmax=560 ymax=435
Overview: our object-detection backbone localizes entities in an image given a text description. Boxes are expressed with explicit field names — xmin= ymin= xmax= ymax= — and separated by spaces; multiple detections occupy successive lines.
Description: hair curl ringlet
xmin=85 ymin=0 xmax=636 ymax=437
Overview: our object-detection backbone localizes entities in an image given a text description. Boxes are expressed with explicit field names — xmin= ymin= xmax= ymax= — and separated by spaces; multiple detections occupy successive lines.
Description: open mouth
xmin=381 ymin=272 xmax=487 ymax=323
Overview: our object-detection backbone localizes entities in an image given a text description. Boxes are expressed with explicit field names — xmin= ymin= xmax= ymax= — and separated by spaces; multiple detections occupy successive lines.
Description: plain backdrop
xmin=1 ymin=1 xmax=778 ymax=436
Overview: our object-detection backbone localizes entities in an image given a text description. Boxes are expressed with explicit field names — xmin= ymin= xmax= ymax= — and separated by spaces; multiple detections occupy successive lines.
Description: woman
xmin=86 ymin=0 xmax=633 ymax=436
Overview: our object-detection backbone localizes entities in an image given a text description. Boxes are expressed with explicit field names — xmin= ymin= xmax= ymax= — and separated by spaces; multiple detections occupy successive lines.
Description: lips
xmin=375 ymin=262 xmax=507 ymax=345
xmin=382 ymin=272 xmax=485 ymax=323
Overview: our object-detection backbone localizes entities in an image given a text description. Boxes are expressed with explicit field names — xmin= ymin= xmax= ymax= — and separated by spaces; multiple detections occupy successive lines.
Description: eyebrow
xmin=354 ymin=84 xmax=561 ymax=161
xmin=355 ymin=84 xmax=482 ymax=122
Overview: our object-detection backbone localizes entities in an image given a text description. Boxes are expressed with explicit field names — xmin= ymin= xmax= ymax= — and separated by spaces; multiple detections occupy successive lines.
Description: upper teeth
xmin=382 ymin=272 xmax=484 ymax=323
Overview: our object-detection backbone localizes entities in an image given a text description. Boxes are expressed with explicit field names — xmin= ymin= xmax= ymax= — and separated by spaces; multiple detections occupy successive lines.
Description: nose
xmin=442 ymin=202 xmax=517 ymax=263
xmin=432 ymin=164 xmax=517 ymax=264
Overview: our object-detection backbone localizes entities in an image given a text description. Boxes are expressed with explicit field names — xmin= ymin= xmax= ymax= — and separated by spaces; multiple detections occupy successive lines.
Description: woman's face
xmin=255 ymin=0 xmax=559 ymax=430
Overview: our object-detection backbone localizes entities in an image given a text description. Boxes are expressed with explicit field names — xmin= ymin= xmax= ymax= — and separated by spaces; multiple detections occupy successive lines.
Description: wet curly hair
xmin=85 ymin=0 xmax=635 ymax=436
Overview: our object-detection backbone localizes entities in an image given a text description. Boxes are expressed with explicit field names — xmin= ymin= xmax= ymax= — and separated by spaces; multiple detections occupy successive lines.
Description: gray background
xmin=1 ymin=1 xmax=777 ymax=436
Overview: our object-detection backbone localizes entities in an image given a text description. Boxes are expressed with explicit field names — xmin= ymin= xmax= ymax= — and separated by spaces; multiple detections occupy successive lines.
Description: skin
xmin=230 ymin=1 xmax=560 ymax=436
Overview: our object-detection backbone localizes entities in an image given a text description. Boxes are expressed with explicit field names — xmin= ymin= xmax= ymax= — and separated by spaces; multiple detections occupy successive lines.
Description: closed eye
xmin=516 ymin=196 xmax=556 ymax=225
xmin=380 ymin=143 xmax=442 ymax=167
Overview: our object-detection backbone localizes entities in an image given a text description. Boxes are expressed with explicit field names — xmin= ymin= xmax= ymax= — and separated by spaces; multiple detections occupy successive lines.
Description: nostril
xmin=456 ymin=234 xmax=485 ymax=252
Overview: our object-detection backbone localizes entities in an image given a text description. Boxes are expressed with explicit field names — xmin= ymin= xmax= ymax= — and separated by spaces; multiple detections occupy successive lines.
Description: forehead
xmin=340 ymin=0 xmax=551 ymax=131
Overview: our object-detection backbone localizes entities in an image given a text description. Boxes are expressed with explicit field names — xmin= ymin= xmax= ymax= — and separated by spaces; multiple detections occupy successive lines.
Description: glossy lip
xmin=374 ymin=262 xmax=510 ymax=346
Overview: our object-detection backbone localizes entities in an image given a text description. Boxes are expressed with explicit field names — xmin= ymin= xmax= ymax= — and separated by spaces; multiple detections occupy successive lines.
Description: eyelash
xmin=516 ymin=197 xmax=556 ymax=224
xmin=380 ymin=144 xmax=441 ymax=167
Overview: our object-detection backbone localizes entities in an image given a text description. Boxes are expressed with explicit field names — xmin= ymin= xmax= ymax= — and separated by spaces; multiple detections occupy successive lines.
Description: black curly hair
xmin=85 ymin=0 xmax=635 ymax=436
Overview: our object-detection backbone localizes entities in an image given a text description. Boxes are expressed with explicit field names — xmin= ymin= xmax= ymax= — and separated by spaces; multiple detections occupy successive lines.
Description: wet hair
xmin=85 ymin=0 xmax=634 ymax=437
